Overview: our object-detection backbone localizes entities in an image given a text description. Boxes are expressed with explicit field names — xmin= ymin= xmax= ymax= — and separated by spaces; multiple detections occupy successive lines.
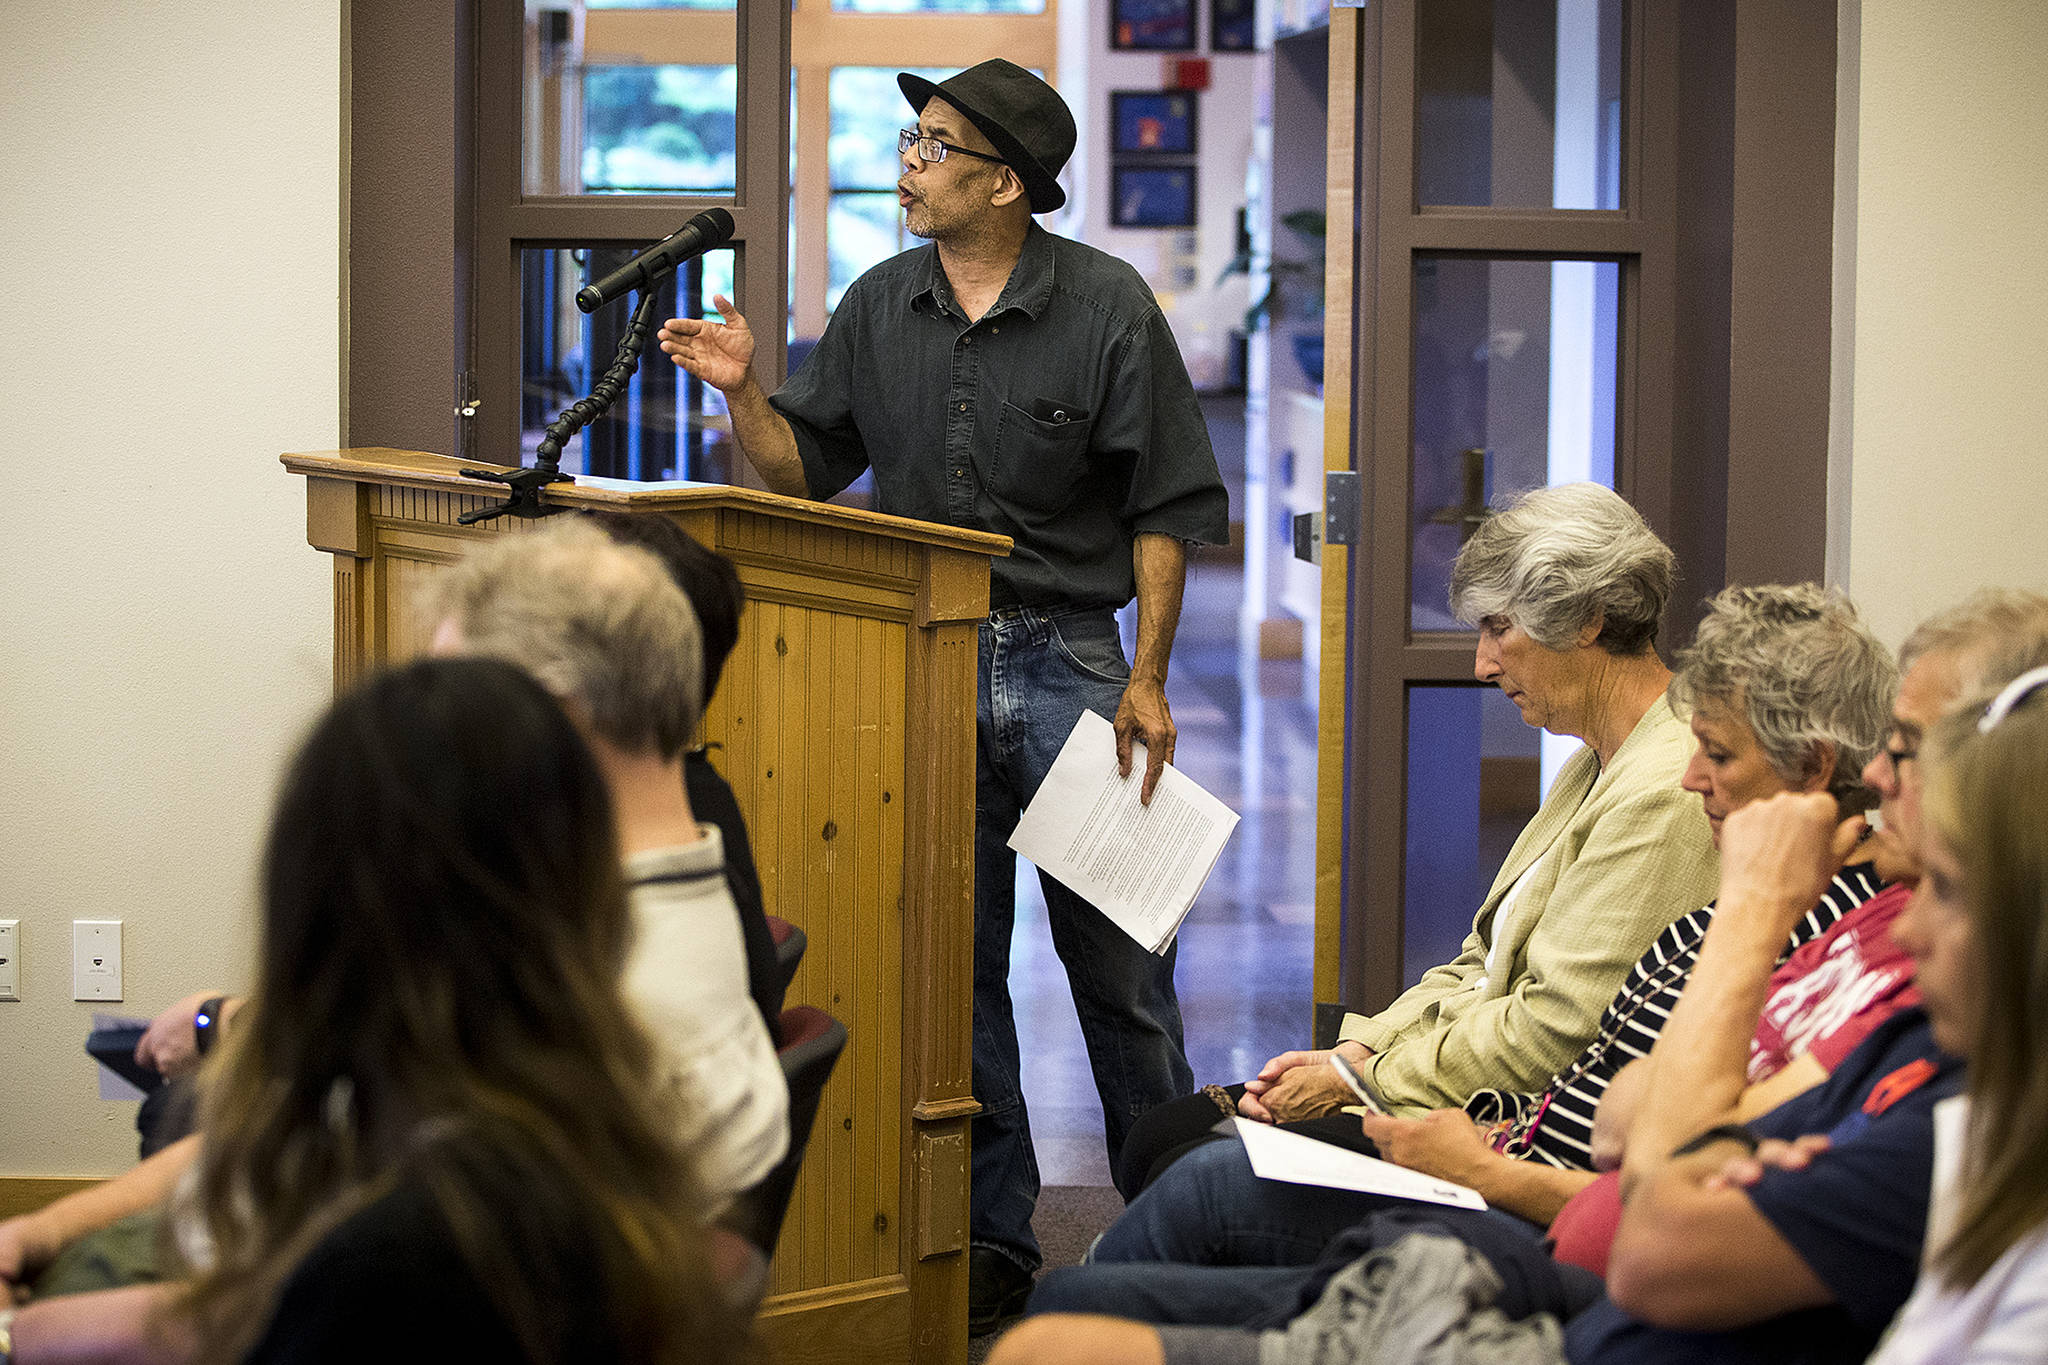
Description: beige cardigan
xmin=1340 ymin=695 xmax=1720 ymax=1113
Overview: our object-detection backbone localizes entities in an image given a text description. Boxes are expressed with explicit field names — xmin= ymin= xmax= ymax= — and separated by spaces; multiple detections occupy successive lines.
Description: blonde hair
xmin=1925 ymin=679 xmax=2048 ymax=1289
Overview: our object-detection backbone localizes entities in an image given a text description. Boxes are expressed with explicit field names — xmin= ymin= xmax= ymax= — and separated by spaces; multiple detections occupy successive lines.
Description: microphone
xmin=574 ymin=208 xmax=736 ymax=314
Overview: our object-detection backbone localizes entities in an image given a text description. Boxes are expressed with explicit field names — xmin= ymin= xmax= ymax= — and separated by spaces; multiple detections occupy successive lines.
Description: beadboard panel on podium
xmin=285 ymin=449 xmax=1007 ymax=1365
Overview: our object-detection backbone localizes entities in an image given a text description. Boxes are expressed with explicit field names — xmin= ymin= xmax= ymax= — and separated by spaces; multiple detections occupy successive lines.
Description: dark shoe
xmin=968 ymin=1245 xmax=1036 ymax=1336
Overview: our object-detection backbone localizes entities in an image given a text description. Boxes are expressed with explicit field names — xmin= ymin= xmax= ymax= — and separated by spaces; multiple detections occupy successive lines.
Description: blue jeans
xmin=1031 ymin=1140 xmax=1597 ymax=1331
xmin=1031 ymin=1209 xmax=1598 ymax=1333
xmin=1092 ymin=1133 xmax=1406 ymax=1269
xmin=972 ymin=606 xmax=1194 ymax=1273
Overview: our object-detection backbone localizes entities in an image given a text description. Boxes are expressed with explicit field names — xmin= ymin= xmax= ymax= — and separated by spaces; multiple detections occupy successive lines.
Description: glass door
xmin=1323 ymin=0 xmax=1682 ymax=1011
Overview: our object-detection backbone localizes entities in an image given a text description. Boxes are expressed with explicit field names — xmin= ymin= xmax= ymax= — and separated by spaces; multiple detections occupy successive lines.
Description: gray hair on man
xmin=430 ymin=518 xmax=705 ymax=760
xmin=1449 ymin=482 xmax=1676 ymax=655
xmin=1899 ymin=588 xmax=2048 ymax=699
xmin=1669 ymin=584 xmax=1897 ymax=803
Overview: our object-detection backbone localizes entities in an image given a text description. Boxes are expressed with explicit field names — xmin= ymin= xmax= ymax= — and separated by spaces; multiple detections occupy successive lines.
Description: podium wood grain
xmin=286 ymin=449 xmax=1008 ymax=1365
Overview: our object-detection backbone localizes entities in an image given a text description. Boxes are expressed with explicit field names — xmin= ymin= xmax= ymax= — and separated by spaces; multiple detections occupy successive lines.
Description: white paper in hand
xmin=1233 ymin=1117 xmax=1488 ymax=1210
xmin=1007 ymin=710 xmax=1239 ymax=953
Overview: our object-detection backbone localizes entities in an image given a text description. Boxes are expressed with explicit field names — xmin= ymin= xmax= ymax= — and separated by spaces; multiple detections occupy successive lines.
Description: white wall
xmin=0 ymin=4 xmax=339 ymax=1174
xmin=1838 ymin=0 xmax=2048 ymax=646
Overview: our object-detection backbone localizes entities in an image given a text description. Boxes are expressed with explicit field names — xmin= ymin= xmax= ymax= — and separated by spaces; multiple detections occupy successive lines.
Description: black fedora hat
xmin=899 ymin=60 xmax=1075 ymax=213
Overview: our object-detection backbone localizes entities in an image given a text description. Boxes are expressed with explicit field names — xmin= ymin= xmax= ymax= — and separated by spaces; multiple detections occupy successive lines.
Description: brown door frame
xmin=1337 ymin=0 xmax=1677 ymax=1012
xmin=1329 ymin=0 xmax=1836 ymax=1014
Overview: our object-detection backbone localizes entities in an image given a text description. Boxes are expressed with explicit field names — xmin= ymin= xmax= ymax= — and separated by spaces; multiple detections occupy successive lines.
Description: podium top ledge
xmin=282 ymin=447 xmax=1012 ymax=558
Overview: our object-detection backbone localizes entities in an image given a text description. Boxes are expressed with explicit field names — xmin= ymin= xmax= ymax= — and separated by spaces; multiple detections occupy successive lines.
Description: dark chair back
xmin=767 ymin=915 xmax=807 ymax=998
xmin=720 ymin=1004 xmax=845 ymax=1257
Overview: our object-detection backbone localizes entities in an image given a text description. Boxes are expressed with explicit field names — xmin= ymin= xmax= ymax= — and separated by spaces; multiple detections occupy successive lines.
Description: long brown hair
xmin=178 ymin=658 xmax=744 ymax=1362
xmin=1925 ymin=679 xmax=2048 ymax=1289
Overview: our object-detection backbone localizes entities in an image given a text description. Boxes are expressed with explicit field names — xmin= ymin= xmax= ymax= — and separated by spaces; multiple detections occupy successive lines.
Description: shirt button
xmin=954 ymin=469 xmax=964 ymax=477
xmin=991 ymin=326 xmax=1000 ymax=334
xmin=959 ymin=403 xmax=968 ymax=411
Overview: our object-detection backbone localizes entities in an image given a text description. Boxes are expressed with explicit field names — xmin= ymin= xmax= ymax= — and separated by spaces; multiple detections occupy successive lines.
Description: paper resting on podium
xmin=1007 ymin=710 xmax=1239 ymax=953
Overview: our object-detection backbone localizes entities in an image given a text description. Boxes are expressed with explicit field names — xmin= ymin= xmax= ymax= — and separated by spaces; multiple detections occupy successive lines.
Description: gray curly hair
xmin=1899 ymin=588 xmax=2048 ymax=700
xmin=430 ymin=519 xmax=705 ymax=761
xmin=1449 ymin=483 xmax=1675 ymax=655
xmin=1668 ymin=584 xmax=1896 ymax=802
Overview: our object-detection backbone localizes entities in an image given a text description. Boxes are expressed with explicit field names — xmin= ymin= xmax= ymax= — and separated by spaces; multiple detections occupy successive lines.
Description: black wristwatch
xmin=194 ymin=995 xmax=228 ymax=1056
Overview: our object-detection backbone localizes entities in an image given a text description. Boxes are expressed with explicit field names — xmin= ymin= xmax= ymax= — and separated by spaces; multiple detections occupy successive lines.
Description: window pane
xmin=582 ymin=66 xmax=738 ymax=193
xmin=520 ymin=245 xmax=740 ymax=483
xmin=1403 ymin=686 xmax=1543 ymax=989
xmin=1410 ymin=255 xmax=1619 ymax=631
xmin=834 ymin=0 xmax=1043 ymax=14
xmin=525 ymin=8 xmax=739 ymax=196
xmin=1416 ymin=0 xmax=1623 ymax=210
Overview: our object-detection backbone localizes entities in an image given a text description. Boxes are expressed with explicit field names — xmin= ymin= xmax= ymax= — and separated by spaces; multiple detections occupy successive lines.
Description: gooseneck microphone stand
xmin=457 ymin=207 xmax=734 ymax=524
xmin=458 ymin=289 xmax=664 ymax=525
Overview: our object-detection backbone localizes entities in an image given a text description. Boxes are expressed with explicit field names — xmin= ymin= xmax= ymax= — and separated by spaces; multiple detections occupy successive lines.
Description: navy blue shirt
xmin=773 ymin=224 xmax=1229 ymax=609
xmin=1567 ymin=1008 xmax=1963 ymax=1365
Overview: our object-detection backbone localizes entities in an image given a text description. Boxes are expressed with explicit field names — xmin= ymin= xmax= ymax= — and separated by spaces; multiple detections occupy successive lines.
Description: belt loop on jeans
xmin=986 ymin=604 xmax=1026 ymax=642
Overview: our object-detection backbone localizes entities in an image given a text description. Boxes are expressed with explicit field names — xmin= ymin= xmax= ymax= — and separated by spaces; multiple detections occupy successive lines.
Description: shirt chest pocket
xmin=990 ymin=399 xmax=1094 ymax=516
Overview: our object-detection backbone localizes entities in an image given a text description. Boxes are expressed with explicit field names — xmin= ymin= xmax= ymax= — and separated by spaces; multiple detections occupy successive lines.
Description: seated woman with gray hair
xmin=1116 ymin=482 xmax=1721 ymax=1196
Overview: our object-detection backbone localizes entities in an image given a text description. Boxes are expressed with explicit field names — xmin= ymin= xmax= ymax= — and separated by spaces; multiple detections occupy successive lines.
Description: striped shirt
xmin=1463 ymin=862 xmax=1888 ymax=1171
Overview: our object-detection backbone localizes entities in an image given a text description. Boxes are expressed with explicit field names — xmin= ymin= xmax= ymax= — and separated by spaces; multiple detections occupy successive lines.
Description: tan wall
xmin=0 ymin=4 xmax=339 ymax=1174
xmin=1839 ymin=0 xmax=2048 ymax=646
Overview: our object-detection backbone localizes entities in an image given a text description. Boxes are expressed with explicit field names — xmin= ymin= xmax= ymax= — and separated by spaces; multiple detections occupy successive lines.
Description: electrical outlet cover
xmin=0 ymin=920 xmax=18 ymax=1001
xmin=72 ymin=919 xmax=123 ymax=1001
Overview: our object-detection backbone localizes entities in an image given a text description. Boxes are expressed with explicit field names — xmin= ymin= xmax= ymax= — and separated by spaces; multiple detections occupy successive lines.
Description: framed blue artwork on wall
xmin=1111 ymin=91 xmax=1199 ymax=156
xmin=1111 ymin=0 xmax=1195 ymax=51
xmin=1212 ymin=0 xmax=1256 ymax=51
xmin=1111 ymin=164 xmax=1198 ymax=227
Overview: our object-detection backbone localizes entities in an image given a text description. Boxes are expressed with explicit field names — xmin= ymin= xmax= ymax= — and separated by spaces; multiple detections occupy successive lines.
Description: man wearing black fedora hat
xmin=659 ymin=58 xmax=1227 ymax=1334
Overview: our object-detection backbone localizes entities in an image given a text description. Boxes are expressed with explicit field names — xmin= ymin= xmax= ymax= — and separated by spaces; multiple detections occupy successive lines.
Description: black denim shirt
xmin=772 ymin=224 xmax=1228 ymax=609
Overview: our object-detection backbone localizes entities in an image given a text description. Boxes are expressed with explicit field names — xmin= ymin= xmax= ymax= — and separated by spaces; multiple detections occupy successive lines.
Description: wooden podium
xmin=284 ymin=449 xmax=1009 ymax=1364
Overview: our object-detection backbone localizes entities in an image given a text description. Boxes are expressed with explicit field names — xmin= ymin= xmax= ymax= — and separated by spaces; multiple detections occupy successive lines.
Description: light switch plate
xmin=72 ymin=920 xmax=122 ymax=1001
xmin=0 ymin=920 xmax=18 ymax=1000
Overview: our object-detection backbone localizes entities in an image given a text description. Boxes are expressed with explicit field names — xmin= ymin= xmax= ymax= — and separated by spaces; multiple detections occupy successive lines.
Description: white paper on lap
xmin=1233 ymin=1117 xmax=1489 ymax=1210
